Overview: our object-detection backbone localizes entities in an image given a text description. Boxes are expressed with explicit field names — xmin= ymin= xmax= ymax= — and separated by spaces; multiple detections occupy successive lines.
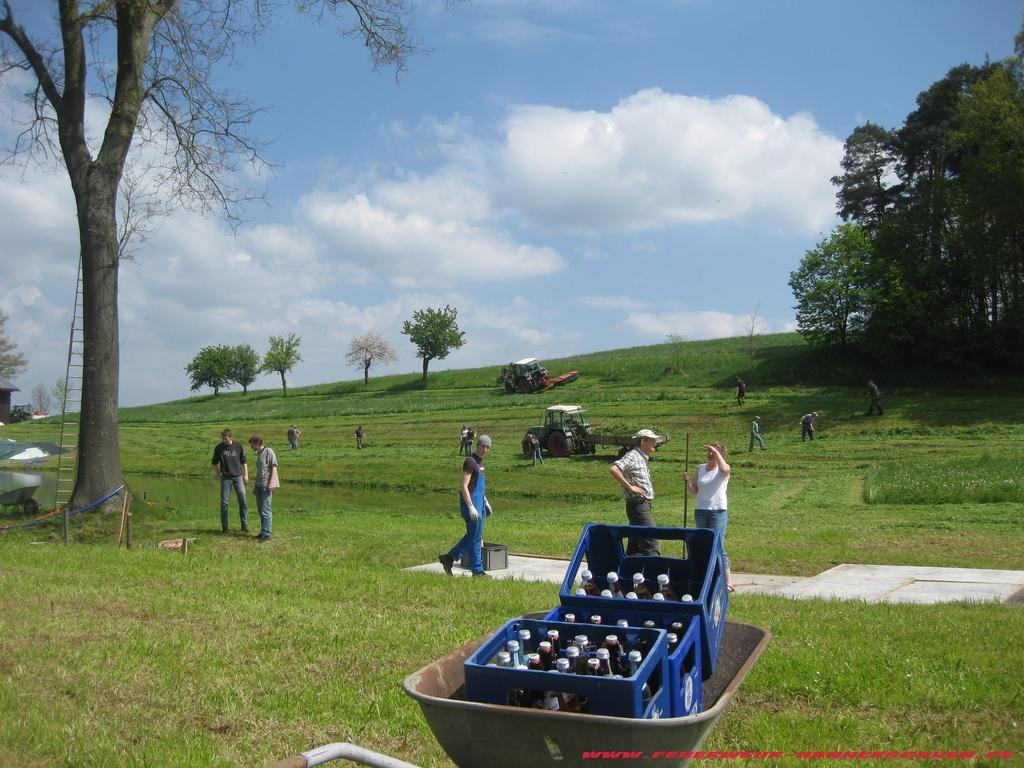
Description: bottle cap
xmin=587 ymin=658 xmax=601 ymax=671
xmin=667 ymin=632 xmax=678 ymax=644
xmin=590 ymin=615 xmax=602 ymax=624
xmin=617 ymin=619 xmax=629 ymax=628
xmin=605 ymin=635 xmax=619 ymax=646
xmin=538 ymin=641 xmax=552 ymax=653
xmin=581 ymin=569 xmax=593 ymax=581
xmin=657 ymin=573 xmax=670 ymax=586
xmin=606 ymin=571 xmax=619 ymax=583
xmin=652 ymin=592 xmax=665 ymax=601
xmin=575 ymin=588 xmax=586 ymax=596
xmin=633 ymin=573 xmax=645 ymax=583
xmin=574 ymin=634 xmax=589 ymax=647
xmin=526 ymin=653 xmax=541 ymax=667
xmin=518 ymin=629 xmax=531 ymax=642
xmin=628 ymin=650 xmax=642 ymax=662
xmin=643 ymin=620 xmax=656 ymax=628
xmin=496 ymin=651 xmax=511 ymax=666
xmin=565 ymin=645 xmax=580 ymax=658
xmin=670 ymin=622 xmax=683 ymax=633
xmin=681 ymin=593 xmax=693 ymax=602
xmin=600 ymin=589 xmax=613 ymax=598
xmin=564 ymin=613 xmax=576 ymax=623
xmin=626 ymin=591 xmax=638 ymax=599
xmin=556 ymin=658 xmax=571 ymax=672
xmin=547 ymin=629 xmax=559 ymax=641
xmin=506 ymin=640 xmax=520 ymax=652
xmin=596 ymin=648 xmax=610 ymax=660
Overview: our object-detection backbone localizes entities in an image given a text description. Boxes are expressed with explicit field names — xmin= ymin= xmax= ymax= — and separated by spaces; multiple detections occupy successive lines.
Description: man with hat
xmin=439 ymin=434 xmax=495 ymax=577
xmin=609 ymin=429 xmax=663 ymax=556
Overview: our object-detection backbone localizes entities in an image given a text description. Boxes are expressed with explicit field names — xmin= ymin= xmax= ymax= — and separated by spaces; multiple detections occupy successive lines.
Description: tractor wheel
xmin=504 ymin=380 xmax=515 ymax=393
xmin=516 ymin=378 xmax=531 ymax=394
xmin=547 ymin=432 xmax=572 ymax=457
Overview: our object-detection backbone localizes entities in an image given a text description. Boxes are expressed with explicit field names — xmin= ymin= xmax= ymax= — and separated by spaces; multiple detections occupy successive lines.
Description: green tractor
xmin=497 ymin=358 xmax=579 ymax=394
xmin=528 ymin=405 xmax=596 ymax=457
xmin=527 ymin=405 xmax=670 ymax=458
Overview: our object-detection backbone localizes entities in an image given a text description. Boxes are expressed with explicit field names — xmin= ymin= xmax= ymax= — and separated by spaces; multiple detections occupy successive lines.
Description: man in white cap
xmin=609 ymin=429 xmax=663 ymax=555
xmin=439 ymin=434 xmax=494 ymax=577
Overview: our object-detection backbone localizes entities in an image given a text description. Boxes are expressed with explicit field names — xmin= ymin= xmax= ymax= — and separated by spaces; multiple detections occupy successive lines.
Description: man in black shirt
xmin=212 ymin=428 xmax=249 ymax=533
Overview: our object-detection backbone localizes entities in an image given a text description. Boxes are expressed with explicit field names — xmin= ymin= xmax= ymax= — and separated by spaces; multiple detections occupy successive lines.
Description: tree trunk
xmin=364 ymin=362 xmax=370 ymax=386
xmin=279 ymin=370 xmax=288 ymax=396
xmin=69 ymin=170 xmax=124 ymax=511
xmin=421 ymin=357 xmax=431 ymax=383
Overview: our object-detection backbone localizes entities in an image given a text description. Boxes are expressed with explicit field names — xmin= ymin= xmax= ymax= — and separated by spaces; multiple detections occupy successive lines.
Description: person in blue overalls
xmin=439 ymin=435 xmax=494 ymax=578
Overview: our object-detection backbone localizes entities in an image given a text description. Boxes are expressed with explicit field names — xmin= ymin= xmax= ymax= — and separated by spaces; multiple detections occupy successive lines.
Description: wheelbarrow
xmin=270 ymin=621 xmax=769 ymax=768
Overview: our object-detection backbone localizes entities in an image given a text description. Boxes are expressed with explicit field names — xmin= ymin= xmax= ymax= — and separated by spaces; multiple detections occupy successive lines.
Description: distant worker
xmin=464 ymin=426 xmax=475 ymax=456
xmin=529 ymin=432 xmax=543 ymax=466
xmin=801 ymin=412 xmax=818 ymax=442
xmin=521 ymin=431 xmax=533 ymax=458
xmin=248 ymin=435 xmax=277 ymax=541
xmin=609 ymin=429 xmax=663 ymax=556
xmin=439 ymin=435 xmax=494 ymax=578
xmin=212 ymin=428 xmax=249 ymax=533
xmin=354 ymin=425 xmax=365 ymax=449
xmin=735 ymin=377 xmax=746 ymax=406
xmin=459 ymin=425 xmax=470 ymax=455
xmin=287 ymin=424 xmax=301 ymax=450
xmin=866 ymin=379 xmax=884 ymax=416
xmin=749 ymin=416 xmax=766 ymax=452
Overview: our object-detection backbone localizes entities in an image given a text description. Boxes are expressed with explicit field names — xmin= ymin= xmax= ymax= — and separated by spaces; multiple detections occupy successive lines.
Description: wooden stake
xmin=126 ymin=512 xmax=133 ymax=550
xmin=117 ymin=492 xmax=129 ymax=547
xmin=181 ymin=537 xmax=188 ymax=556
xmin=682 ymin=432 xmax=690 ymax=558
xmin=63 ymin=508 xmax=69 ymax=546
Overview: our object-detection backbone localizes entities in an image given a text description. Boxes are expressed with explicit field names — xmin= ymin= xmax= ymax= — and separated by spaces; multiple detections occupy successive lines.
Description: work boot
xmin=438 ymin=553 xmax=454 ymax=576
xmin=472 ymin=571 xmax=491 ymax=578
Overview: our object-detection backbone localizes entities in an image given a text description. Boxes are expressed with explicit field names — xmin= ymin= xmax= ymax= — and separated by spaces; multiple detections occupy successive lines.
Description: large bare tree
xmin=0 ymin=1 xmax=431 ymax=509
xmin=345 ymin=331 xmax=397 ymax=386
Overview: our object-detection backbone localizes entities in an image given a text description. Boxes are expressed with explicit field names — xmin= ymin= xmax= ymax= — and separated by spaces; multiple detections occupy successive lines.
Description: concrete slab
xmin=775 ymin=564 xmax=1024 ymax=605
xmin=406 ymin=556 xmax=1024 ymax=606
xmin=404 ymin=553 xmax=583 ymax=584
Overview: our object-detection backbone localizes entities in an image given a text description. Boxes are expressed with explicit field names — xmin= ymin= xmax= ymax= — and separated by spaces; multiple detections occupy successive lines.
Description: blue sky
xmin=1 ymin=0 xmax=1021 ymax=407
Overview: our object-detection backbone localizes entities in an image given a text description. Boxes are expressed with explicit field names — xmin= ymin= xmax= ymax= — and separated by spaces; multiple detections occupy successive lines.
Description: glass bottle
xmin=518 ymin=628 xmax=533 ymax=655
xmin=564 ymin=613 xmax=576 ymax=623
xmin=606 ymin=571 xmax=626 ymax=597
xmin=506 ymin=639 xmax=522 ymax=668
xmin=657 ymin=573 xmax=680 ymax=601
xmin=538 ymin=640 xmax=555 ymax=671
xmin=546 ymin=628 xmax=561 ymax=655
xmin=580 ymin=569 xmax=602 ymax=596
xmin=600 ymin=589 xmax=614 ymax=598
xmin=595 ymin=647 xmax=613 ymax=676
xmin=628 ymin=649 xmax=653 ymax=709
xmin=604 ymin=635 xmax=623 ymax=676
xmin=632 ymin=572 xmax=653 ymax=600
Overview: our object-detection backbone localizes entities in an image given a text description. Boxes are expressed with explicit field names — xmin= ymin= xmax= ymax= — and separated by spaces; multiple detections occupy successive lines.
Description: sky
xmin=1 ymin=0 xmax=1021 ymax=407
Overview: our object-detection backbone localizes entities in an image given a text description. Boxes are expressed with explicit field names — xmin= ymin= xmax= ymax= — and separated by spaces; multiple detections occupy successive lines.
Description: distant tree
xmin=0 ymin=308 xmax=27 ymax=382
xmin=51 ymin=377 xmax=68 ymax=414
xmin=789 ymin=223 xmax=873 ymax=348
xmin=231 ymin=344 xmax=261 ymax=395
xmin=263 ymin=334 xmax=302 ymax=397
xmin=31 ymin=383 xmax=53 ymax=414
xmin=743 ymin=301 xmax=767 ymax=363
xmin=665 ymin=333 xmax=688 ymax=375
xmin=346 ymin=332 xmax=398 ymax=386
xmin=401 ymin=305 xmax=466 ymax=383
xmin=185 ymin=345 xmax=235 ymax=396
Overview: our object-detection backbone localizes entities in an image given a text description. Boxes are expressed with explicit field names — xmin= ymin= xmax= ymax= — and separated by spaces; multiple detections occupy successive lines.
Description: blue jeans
xmin=448 ymin=509 xmax=485 ymax=573
xmin=254 ymin=485 xmax=272 ymax=538
xmin=801 ymin=425 xmax=814 ymax=441
xmin=695 ymin=508 xmax=730 ymax=570
xmin=532 ymin=445 xmax=544 ymax=465
xmin=749 ymin=432 xmax=765 ymax=451
xmin=220 ymin=475 xmax=248 ymax=530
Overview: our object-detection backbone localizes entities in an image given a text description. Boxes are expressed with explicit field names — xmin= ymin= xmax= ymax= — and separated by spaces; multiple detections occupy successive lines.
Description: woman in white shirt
xmin=684 ymin=443 xmax=734 ymax=592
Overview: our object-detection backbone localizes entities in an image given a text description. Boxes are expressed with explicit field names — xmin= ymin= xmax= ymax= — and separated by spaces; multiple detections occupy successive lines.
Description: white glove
xmin=468 ymin=505 xmax=480 ymax=522
xmin=484 ymin=500 xmax=493 ymax=516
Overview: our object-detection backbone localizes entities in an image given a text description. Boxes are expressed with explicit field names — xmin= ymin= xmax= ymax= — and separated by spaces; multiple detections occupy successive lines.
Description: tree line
xmin=790 ymin=22 xmax=1024 ymax=371
xmin=186 ymin=304 xmax=466 ymax=396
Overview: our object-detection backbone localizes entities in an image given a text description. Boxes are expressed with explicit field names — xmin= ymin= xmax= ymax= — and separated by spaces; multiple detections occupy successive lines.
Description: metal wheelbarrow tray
xmin=403 ymin=620 xmax=770 ymax=768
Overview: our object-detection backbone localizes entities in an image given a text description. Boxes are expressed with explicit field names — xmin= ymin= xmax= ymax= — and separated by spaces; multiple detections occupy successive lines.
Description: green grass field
xmin=1 ymin=334 xmax=1022 ymax=767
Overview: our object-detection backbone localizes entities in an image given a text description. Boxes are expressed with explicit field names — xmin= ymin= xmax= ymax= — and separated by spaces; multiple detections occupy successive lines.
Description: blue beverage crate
xmin=558 ymin=524 xmax=729 ymax=677
xmin=544 ymin=607 xmax=702 ymax=717
xmin=464 ymin=618 xmax=670 ymax=719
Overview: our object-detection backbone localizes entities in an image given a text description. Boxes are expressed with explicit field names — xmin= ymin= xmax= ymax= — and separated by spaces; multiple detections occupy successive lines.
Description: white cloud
xmin=625 ymin=310 xmax=754 ymax=339
xmin=577 ymin=295 xmax=645 ymax=311
xmin=298 ymin=191 xmax=565 ymax=286
xmin=496 ymin=88 xmax=842 ymax=233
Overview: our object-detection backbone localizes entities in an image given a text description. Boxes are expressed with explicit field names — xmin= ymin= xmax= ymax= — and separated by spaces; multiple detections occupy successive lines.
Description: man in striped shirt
xmin=609 ymin=429 xmax=663 ymax=556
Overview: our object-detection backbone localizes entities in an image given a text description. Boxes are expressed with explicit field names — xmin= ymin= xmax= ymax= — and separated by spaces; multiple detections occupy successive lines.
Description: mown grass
xmin=1 ymin=334 xmax=1023 ymax=766
xmin=865 ymin=456 xmax=1024 ymax=505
